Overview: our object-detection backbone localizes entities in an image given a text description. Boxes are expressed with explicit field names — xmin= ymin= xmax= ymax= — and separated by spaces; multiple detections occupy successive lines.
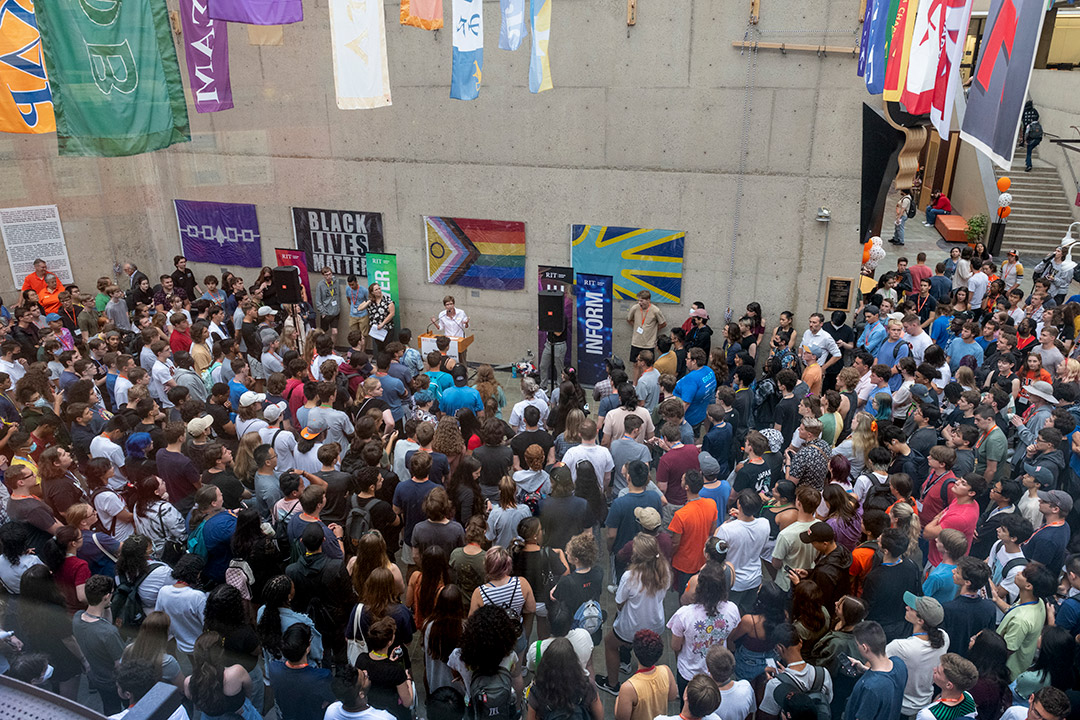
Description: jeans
xmin=539 ymin=339 xmax=566 ymax=391
xmin=734 ymin=644 xmax=773 ymax=683
xmin=203 ymin=698 xmax=263 ymax=720
xmin=926 ymin=207 xmax=949 ymax=225
xmin=1026 ymin=137 xmax=1041 ymax=169
xmin=893 ymin=213 xmax=907 ymax=243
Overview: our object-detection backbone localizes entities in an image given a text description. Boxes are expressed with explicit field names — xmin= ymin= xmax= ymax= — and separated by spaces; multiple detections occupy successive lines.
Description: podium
xmin=419 ymin=333 xmax=473 ymax=360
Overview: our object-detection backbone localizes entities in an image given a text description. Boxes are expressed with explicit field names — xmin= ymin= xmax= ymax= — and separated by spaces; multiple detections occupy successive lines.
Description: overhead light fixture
xmin=816 ymin=207 xmax=831 ymax=222
xmin=1063 ymin=221 xmax=1080 ymax=247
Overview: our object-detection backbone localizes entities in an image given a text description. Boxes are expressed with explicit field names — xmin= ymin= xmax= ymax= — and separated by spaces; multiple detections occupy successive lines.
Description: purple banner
xmin=180 ymin=0 xmax=233 ymax=113
xmin=208 ymin=0 xmax=302 ymax=25
xmin=174 ymin=200 xmax=263 ymax=268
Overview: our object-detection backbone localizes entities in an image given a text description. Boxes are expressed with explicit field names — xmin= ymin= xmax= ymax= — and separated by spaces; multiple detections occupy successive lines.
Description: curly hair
xmin=459 ymin=605 xmax=517 ymax=676
xmin=534 ymin=637 xmax=590 ymax=713
xmin=203 ymin=584 xmax=249 ymax=635
xmin=432 ymin=417 xmax=464 ymax=457
xmin=116 ymin=535 xmax=153 ymax=584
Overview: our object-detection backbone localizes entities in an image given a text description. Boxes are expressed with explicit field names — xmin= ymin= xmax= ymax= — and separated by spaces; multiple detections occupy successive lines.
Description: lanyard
xmin=325 ymin=282 xmax=335 ymax=298
xmin=975 ymin=426 xmax=996 ymax=449
xmin=916 ymin=294 xmax=931 ymax=314
xmin=1004 ymin=600 xmax=1040 ymax=619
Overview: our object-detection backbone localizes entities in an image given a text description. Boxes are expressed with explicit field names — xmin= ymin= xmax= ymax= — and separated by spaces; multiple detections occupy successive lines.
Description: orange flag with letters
xmin=0 ymin=0 xmax=54 ymax=133
xmin=401 ymin=0 xmax=443 ymax=29
xmin=882 ymin=0 xmax=918 ymax=101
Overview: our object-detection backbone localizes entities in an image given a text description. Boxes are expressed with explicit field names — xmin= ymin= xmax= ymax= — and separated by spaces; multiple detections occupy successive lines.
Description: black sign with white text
xmin=292 ymin=207 xmax=384 ymax=277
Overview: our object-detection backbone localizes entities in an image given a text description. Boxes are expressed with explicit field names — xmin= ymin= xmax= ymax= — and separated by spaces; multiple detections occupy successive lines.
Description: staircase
xmin=994 ymin=155 xmax=1077 ymax=257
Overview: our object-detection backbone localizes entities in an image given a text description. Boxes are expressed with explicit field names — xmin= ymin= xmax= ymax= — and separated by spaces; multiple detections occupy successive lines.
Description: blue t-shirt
xmin=946 ymin=338 xmax=984 ymax=374
xmin=674 ymin=366 xmax=717 ymax=426
xmin=393 ymin=479 xmax=437 ymax=547
xmin=267 ymin=661 xmax=334 ymax=720
xmin=930 ymin=315 xmax=954 ymax=347
xmin=1055 ymin=596 xmax=1080 ymax=636
xmin=701 ymin=422 xmax=733 ymax=477
xmin=922 ymin=562 xmax=958 ymax=604
xmin=346 ymin=284 xmax=369 ymax=318
xmin=228 ymin=378 xmax=248 ymax=411
xmin=286 ymin=515 xmax=343 ymax=559
xmin=604 ymin=490 xmax=662 ymax=553
xmin=699 ymin=481 xmax=731 ymax=521
xmin=1023 ymin=522 xmax=1071 ymax=574
xmin=403 ymin=449 xmax=451 ymax=486
xmin=846 ymin=659 xmax=909 ymax=720
xmin=376 ymin=374 xmax=409 ymax=421
xmin=439 ymin=384 xmax=483 ymax=417
xmin=201 ymin=511 xmax=238 ymax=582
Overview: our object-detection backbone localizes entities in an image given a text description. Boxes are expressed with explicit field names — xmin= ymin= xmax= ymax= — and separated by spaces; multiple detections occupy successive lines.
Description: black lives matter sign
xmin=292 ymin=207 xmax=385 ymax=277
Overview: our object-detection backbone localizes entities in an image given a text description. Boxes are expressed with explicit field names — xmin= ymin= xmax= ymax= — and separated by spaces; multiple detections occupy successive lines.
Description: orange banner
xmin=0 ymin=0 xmax=54 ymax=134
xmin=400 ymin=0 xmax=443 ymax=30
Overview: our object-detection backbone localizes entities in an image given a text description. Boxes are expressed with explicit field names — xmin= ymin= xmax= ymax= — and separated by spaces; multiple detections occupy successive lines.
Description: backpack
xmin=201 ymin=361 xmax=221 ymax=391
xmin=467 ymin=667 xmax=520 ymax=720
xmin=538 ymin=700 xmax=591 ymax=720
xmin=274 ymin=499 xmax=300 ymax=559
xmin=111 ymin=562 xmax=162 ymax=633
xmin=1026 ymin=120 xmax=1043 ymax=144
xmin=346 ymin=495 xmax=384 ymax=547
xmin=571 ymin=598 xmax=603 ymax=636
xmin=479 ymin=579 xmax=523 ymax=633
xmin=905 ymin=195 xmax=917 ymax=218
xmin=773 ymin=666 xmax=831 ymax=720
xmin=861 ymin=473 xmax=894 ymax=511
xmin=187 ymin=519 xmax=209 ymax=559
xmin=517 ymin=487 xmax=543 ymax=516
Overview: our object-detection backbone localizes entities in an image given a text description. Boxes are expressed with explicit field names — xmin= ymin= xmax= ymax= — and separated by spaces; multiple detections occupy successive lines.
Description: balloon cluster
xmin=861 ymin=236 xmax=886 ymax=274
xmin=996 ymin=177 xmax=1012 ymax=220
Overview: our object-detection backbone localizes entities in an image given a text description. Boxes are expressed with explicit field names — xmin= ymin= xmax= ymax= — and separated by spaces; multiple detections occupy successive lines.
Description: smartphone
xmin=783 ymin=565 xmax=795 ymax=576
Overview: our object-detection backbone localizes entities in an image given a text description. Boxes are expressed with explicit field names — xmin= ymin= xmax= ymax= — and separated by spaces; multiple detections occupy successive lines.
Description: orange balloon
xmin=999 ymin=206 xmax=1012 ymax=218
xmin=997 ymin=177 xmax=1011 ymax=192
xmin=862 ymin=243 xmax=871 ymax=263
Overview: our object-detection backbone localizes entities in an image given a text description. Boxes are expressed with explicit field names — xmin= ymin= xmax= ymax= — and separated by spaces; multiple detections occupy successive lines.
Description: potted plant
xmin=965 ymin=213 xmax=989 ymax=244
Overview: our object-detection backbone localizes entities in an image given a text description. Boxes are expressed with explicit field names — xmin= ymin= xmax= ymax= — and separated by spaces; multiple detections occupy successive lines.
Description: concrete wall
xmin=0 ymin=0 xmax=867 ymax=365
xmin=1028 ymin=70 xmax=1080 ymax=224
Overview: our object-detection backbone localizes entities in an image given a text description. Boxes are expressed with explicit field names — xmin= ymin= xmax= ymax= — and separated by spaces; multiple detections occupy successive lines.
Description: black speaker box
xmin=273 ymin=266 xmax=302 ymax=304
xmin=538 ymin=293 xmax=565 ymax=333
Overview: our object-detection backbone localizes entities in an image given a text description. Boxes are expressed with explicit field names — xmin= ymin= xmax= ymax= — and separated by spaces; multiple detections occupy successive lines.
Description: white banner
xmin=899 ymin=0 xmax=943 ymax=115
xmin=930 ymin=0 xmax=974 ymax=140
xmin=0 ymin=204 xmax=74 ymax=286
xmin=329 ymin=0 xmax=392 ymax=109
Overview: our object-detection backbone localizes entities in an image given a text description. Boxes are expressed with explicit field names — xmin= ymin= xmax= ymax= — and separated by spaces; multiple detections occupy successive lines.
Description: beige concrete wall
xmin=1027 ymin=70 xmax=1080 ymax=225
xmin=0 ymin=0 xmax=867 ymax=364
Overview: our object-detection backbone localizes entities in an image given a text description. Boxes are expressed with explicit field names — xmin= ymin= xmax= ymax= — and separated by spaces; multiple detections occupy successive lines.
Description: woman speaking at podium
xmin=431 ymin=295 xmax=470 ymax=364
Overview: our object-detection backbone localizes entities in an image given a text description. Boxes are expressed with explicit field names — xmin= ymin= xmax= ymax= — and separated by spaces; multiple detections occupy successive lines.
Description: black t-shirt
xmin=510 ymin=429 xmax=554 ymax=468
xmin=357 ymin=495 xmax=399 ymax=552
xmin=513 ymin=548 xmax=567 ymax=601
xmin=319 ymin=470 xmax=356 ymax=526
xmin=472 ymin=444 xmax=514 ymax=489
xmin=204 ymin=403 xmax=235 ymax=446
xmin=774 ymin=396 xmax=800 ymax=449
xmin=552 ymin=566 xmax=603 ymax=613
xmin=733 ymin=459 xmax=774 ymax=495
xmin=354 ymin=654 xmax=409 ymax=720
xmin=539 ymin=495 xmax=589 ymax=550
xmin=201 ymin=469 xmax=245 ymax=509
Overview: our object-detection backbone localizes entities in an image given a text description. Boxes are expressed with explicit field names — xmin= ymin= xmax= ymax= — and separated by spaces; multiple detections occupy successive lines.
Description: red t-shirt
xmin=170 ymin=329 xmax=193 ymax=354
xmin=909 ymin=264 xmax=932 ymax=288
xmin=927 ymin=500 xmax=979 ymax=566
xmin=669 ymin=497 xmax=718 ymax=574
xmin=657 ymin=444 xmax=700 ymax=506
xmin=919 ymin=471 xmax=956 ymax=527
xmin=934 ymin=196 xmax=952 ymax=212
xmin=56 ymin=555 xmax=91 ymax=613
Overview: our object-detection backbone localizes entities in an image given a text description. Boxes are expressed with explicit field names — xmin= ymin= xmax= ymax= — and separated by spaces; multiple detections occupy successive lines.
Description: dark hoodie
xmin=284 ymin=551 xmax=356 ymax=635
xmin=1011 ymin=447 xmax=1064 ymax=489
xmin=806 ymin=543 xmax=853 ymax=606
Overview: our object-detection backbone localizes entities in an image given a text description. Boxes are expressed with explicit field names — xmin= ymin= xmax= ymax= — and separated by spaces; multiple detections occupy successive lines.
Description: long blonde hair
xmin=850 ymin=412 xmax=879 ymax=468
xmin=232 ymin=432 xmax=262 ymax=482
xmin=562 ymin=409 xmax=585 ymax=443
xmin=889 ymin=502 xmax=922 ymax=565
xmin=475 ymin=365 xmax=501 ymax=407
xmin=628 ymin=533 xmax=671 ymax=595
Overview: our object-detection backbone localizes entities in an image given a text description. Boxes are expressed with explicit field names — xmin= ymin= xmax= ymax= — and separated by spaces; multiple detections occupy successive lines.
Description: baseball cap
xmin=799 ymin=521 xmax=835 ymax=544
xmin=452 ymin=365 xmax=468 ymax=384
xmin=263 ymin=401 xmax=287 ymax=422
xmin=187 ymin=416 xmax=213 ymax=436
xmin=257 ymin=306 xmax=277 ymax=317
xmin=1037 ymin=489 xmax=1074 ymax=515
xmin=1023 ymin=463 xmax=1055 ymax=488
xmin=1007 ymin=249 xmax=1019 ymax=257
xmin=759 ymin=428 xmax=783 ymax=455
xmin=903 ymin=591 xmax=944 ymax=626
xmin=239 ymin=391 xmax=266 ymax=408
xmin=863 ymin=305 xmax=880 ymax=316
xmin=634 ymin=506 xmax=662 ymax=531
xmin=259 ymin=328 xmax=280 ymax=346
xmin=44 ymin=313 xmax=61 ymax=322
xmin=698 ymin=451 xmax=721 ymax=479
xmin=301 ymin=416 xmax=328 ymax=440
xmin=690 ymin=308 xmax=710 ymax=320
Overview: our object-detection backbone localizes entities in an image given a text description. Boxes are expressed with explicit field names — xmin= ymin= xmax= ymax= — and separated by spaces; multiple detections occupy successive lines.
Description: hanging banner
xmin=330 ymin=0 xmax=392 ymax=109
xmin=209 ymin=0 xmax=302 ymax=25
xmin=0 ymin=205 xmax=73 ymax=285
xmin=929 ymin=0 xmax=973 ymax=140
xmin=367 ymin=252 xmax=400 ymax=338
xmin=179 ymin=0 xmax=233 ymax=114
xmin=576 ymin=273 xmax=612 ymax=387
xmin=34 ymin=0 xmax=189 ymax=157
xmin=863 ymin=0 xmax=890 ymax=94
xmin=899 ymin=0 xmax=944 ymax=115
xmin=0 ymin=0 xmax=54 ymax=134
xmin=175 ymin=200 xmax=263 ymax=268
xmin=401 ymin=0 xmax=443 ymax=29
xmin=292 ymin=207 xmax=384 ymax=277
xmin=571 ymin=225 xmax=686 ymax=303
xmin=425 ymin=216 xmax=526 ymax=290
xmin=499 ymin=0 xmax=526 ymax=50
xmin=858 ymin=0 xmax=875 ymax=77
xmin=882 ymin=0 xmax=917 ymax=101
xmin=960 ymin=0 xmax=1047 ymax=170
xmin=274 ymin=248 xmax=312 ymax=301
xmin=451 ymin=0 xmax=483 ymax=100
xmin=538 ymin=265 xmax=573 ymax=364
xmin=528 ymin=0 xmax=552 ymax=93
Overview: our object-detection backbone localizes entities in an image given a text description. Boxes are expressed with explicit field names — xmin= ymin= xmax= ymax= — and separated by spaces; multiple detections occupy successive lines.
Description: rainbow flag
xmin=424 ymin=216 xmax=526 ymax=290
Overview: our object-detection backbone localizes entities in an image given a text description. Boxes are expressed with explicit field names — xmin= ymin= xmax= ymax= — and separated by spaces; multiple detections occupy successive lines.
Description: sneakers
xmin=888 ymin=237 xmax=904 ymax=245
xmin=606 ymin=584 xmax=618 ymax=594
xmin=620 ymin=660 xmax=634 ymax=674
xmin=595 ymin=675 xmax=621 ymax=696
xmin=923 ymin=221 xmax=932 ymax=226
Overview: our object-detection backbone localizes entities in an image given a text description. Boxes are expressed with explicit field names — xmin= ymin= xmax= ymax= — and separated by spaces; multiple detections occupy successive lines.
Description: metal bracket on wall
xmin=750 ymin=0 xmax=759 ymax=24
xmin=730 ymin=40 xmax=857 ymax=55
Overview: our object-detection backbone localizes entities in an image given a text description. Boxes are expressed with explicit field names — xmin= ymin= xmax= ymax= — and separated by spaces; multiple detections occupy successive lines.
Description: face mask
xmin=36 ymin=664 xmax=54 ymax=684
xmin=28 ymin=442 xmax=37 ymax=453
xmin=33 ymin=398 xmax=48 ymax=408
xmin=52 ymin=349 xmax=62 ymax=356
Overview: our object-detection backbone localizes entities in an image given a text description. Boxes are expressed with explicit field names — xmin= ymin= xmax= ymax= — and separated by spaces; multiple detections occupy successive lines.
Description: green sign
xmin=367 ymin=253 xmax=399 ymax=338
xmin=35 ymin=0 xmax=190 ymax=156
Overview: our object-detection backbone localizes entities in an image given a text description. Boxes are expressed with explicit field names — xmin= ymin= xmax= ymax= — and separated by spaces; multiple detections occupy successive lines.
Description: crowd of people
xmin=0 ymin=245 xmax=1078 ymax=720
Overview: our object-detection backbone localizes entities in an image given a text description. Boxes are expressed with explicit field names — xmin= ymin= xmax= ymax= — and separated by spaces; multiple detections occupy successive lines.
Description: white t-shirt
xmin=613 ymin=570 xmax=666 ymax=641
xmin=294 ymin=444 xmax=324 ymax=474
xmin=260 ymin=426 xmax=299 ymax=474
xmin=772 ymin=520 xmax=820 ymax=591
xmin=113 ymin=375 xmax=133 ymax=406
xmin=154 ymin=584 xmax=208 ymax=653
xmin=0 ymin=554 xmax=43 ymax=593
xmin=236 ymin=417 xmax=269 ymax=439
xmin=323 ymin=703 xmax=394 ymax=720
xmin=885 ymin=631 xmax=951 ymax=715
xmin=562 ymin=444 xmax=615 ymax=489
xmin=714 ymin=518 xmax=769 ymax=591
xmin=94 ymin=488 xmax=135 ymax=542
xmin=999 ymin=707 xmax=1030 ymax=720
xmin=525 ymin=629 xmax=594 ymax=675
xmin=854 ymin=471 xmax=889 ymax=504
xmin=437 ymin=309 xmax=469 ymax=338
xmin=151 ymin=359 xmax=174 ymax=406
xmin=704 ymin=680 xmax=757 ymax=720
xmin=990 ymin=541 xmax=1026 ymax=604
xmin=968 ymin=272 xmax=989 ymax=308
xmin=509 ymin=398 xmax=550 ymax=432
xmin=759 ymin=663 xmax=834 ymax=716
xmin=667 ymin=602 xmax=742 ymax=680
xmin=904 ymin=330 xmax=934 ymax=365
xmin=90 ymin=436 xmax=128 ymax=486
xmin=310 ymin=353 xmax=344 ymax=382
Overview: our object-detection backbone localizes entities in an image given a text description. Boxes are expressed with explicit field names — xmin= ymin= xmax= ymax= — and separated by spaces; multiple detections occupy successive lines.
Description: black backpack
xmin=1026 ymin=120 xmax=1043 ymax=143
xmin=861 ymin=473 xmax=894 ymax=511
xmin=467 ymin=667 xmax=519 ymax=720
xmin=905 ymin=195 xmax=917 ymax=219
xmin=111 ymin=562 xmax=163 ymax=634
xmin=346 ymin=496 xmax=388 ymax=548
xmin=773 ymin=666 xmax=831 ymax=720
xmin=275 ymin=502 xmax=300 ymax=560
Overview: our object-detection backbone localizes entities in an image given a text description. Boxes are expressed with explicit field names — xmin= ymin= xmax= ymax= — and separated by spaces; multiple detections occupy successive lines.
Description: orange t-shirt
xmin=802 ymin=363 xmax=822 ymax=397
xmin=669 ymin=497 xmax=718 ymax=574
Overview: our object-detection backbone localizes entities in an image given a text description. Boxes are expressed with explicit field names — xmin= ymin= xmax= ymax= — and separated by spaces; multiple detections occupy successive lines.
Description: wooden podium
xmin=418 ymin=333 xmax=473 ymax=360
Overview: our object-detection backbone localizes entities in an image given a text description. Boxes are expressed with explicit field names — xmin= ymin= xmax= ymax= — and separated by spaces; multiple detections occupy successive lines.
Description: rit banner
xmin=576 ymin=273 xmax=612 ymax=387
xmin=960 ymin=0 xmax=1047 ymax=169
xmin=367 ymin=252 xmax=400 ymax=339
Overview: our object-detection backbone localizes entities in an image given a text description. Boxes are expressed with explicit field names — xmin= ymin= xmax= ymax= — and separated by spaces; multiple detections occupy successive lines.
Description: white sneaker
xmin=607 ymin=584 xmax=618 ymax=594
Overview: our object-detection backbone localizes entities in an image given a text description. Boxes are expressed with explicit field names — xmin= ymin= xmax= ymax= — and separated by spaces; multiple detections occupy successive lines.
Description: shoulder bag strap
xmin=91 ymin=533 xmax=118 ymax=562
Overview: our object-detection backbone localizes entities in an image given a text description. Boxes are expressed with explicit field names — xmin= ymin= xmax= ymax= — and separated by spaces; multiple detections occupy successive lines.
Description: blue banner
xmin=863 ymin=0 xmax=889 ymax=94
xmin=576 ymin=273 xmax=612 ymax=387
xmin=451 ymin=0 xmax=483 ymax=100
xmin=174 ymin=199 xmax=263 ymax=268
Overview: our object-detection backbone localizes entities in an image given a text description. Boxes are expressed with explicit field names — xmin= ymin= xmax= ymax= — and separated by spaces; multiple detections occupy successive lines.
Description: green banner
xmin=367 ymin=253 xmax=400 ymax=339
xmin=35 ymin=0 xmax=190 ymax=156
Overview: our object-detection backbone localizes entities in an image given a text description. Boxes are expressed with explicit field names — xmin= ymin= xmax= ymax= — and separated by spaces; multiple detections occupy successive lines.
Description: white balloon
xmin=998 ymin=192 xmax=1012 ymax=207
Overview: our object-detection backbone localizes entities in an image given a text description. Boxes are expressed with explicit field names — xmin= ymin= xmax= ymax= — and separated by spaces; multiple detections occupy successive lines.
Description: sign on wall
xmin=367 ymin=252 xmax=400 ymax=338
xmin=0 ymin=204 xmax=73 ymax=284
xmin=424 ymin=216 xmax=526 ymax=291
xmin=576 ymin=273 xmax=612 ymax=386
xmin=570 ymin=224 xmax=686 ymax=304
xmin=179 ymin=0 xmax=233 ymax=114
xmin=175 ymin=199 xmax=263 ymax=268
xmin=292 ymin=207 xmax=384 ymax=277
